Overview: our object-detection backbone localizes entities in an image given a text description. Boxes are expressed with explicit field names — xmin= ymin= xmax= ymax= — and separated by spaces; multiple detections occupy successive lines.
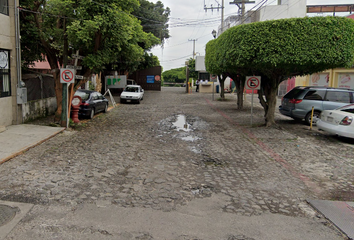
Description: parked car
xmin=73 ymin=89 xmax=109 ymax=119
xmin=120 ymin=85 xmax=144 ymax=104
xmin=317 ymin=104 xmax=354 ymax=138
xmin=279 ymin=86 xmax=354 ymax=125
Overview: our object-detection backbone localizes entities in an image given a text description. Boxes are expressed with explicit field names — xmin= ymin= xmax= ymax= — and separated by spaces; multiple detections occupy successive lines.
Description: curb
xmin=0 ymin=128 xmax=65 ymax=165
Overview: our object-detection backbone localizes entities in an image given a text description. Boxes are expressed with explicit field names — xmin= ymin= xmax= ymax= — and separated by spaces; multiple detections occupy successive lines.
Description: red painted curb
xmin=205 ymin=98 xmax=323 ymax=195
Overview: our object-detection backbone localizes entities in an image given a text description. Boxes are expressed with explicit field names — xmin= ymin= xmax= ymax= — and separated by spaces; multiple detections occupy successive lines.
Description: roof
xmin=28 ymin=60 xmax=51 ymax=69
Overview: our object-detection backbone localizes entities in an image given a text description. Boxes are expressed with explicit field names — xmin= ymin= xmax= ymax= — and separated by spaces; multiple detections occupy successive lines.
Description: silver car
xmin=279 ymin=86 xmax=354 ymax=125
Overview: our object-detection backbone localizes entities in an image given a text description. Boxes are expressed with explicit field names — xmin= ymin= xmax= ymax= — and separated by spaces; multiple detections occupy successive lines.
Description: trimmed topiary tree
xmin=205 ymin=16 xmax=354 ymax=126
xmin=205 ymin=39 xmax=227 ymax=100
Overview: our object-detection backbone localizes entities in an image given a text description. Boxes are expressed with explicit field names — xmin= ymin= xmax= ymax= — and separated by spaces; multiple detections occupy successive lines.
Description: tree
xmin=20 ymin=0 xmax=159 ymax=122
xmin=205 ymin=16 xmax=354 ymax=126
xmin=187 ymin=58 xmax=198 ymax=80
xmin=162 ymin=67 xmax=186 ymax=83
xmin=133 ymin=0 xmax=170 ymax=44
xmin=205 ymin=40 xmax=230 ymax=101
xmin=136 ymin=52 xmax=160 ymax=70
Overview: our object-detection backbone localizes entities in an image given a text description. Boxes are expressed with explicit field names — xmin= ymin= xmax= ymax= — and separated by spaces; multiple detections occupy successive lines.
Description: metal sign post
xmin=60 ymin=68 xmax=76 ymax=128
xmin=245 ymin=76 xmax=261 ymax=126
xmin=210 ymin=74 xmax=217 ymax=101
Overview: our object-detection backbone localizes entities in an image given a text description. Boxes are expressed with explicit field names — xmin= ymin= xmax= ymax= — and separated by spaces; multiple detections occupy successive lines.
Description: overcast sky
xmin=149 ymin=0 xmax=354 ymax=72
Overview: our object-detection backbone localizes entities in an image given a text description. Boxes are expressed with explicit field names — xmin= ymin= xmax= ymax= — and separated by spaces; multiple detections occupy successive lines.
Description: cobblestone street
xmin=1 ymin=87 xmax=353 ymax=239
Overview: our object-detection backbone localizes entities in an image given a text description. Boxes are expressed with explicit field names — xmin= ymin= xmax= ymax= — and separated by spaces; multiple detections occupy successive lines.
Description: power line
xmin=160 ymin=54 xmax=193 ymax=62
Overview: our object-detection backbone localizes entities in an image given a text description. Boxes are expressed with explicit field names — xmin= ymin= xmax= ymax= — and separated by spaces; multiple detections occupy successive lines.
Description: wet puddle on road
xmin=172 ymin=115 xmax=191 ymax=132
xmin=181 ymin=136 xmax=201 ymax=142
xmin=157 ymin=114 xmax=209 ymax=154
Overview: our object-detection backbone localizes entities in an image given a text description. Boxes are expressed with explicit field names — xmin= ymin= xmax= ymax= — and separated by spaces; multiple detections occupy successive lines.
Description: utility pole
xmin=188 ymin=39 xmax=197 ymax=59
xmin=204 ymin=0 xmax=225 ymax=34
xmin=230 ymin=0 xmax=255 ymax=24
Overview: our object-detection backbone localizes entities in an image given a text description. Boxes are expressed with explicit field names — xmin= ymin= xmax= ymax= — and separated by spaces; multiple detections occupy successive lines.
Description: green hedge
xmin=206 ymin=16 xmax=354 ymax=77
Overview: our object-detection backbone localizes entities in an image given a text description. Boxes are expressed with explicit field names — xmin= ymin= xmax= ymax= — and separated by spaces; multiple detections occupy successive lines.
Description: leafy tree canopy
xmin=19 ymin=0 xmax=162 ymax=120
xmin=20 ymin=0 xmax=162 ymax=73
xmin=214 ymin=16 xmax=354 ymax=78
xmin=132 ymin=0 xmax=170 ymax=45
xmin=162 ymin=67 xmax=186 ymax=83
xmin=187 ymin=58 xmax=198 ymax=79
xmin=205 ymin=16 xmax=354 ymax=126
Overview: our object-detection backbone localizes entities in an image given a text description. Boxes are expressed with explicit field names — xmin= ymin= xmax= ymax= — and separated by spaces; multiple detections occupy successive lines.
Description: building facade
xmin=0 ymin=0 xmax=20 ymax=128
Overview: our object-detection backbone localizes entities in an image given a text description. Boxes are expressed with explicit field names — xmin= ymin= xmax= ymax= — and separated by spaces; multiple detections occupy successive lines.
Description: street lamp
xmin=212 ymin=29 xmax=217 ymax=39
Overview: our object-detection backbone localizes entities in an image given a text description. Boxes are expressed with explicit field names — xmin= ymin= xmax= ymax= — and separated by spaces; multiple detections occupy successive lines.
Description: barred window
xmin=0 ymin=50 xmax=11 ymax=98
xmin=0 ymin=0 xmax=8 ymax=15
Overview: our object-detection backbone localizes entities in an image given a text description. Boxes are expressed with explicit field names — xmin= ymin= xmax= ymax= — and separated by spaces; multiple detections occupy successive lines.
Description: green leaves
xmin=206 ymin=16 xmax=354 ymax=78
xmin=20 ymin=0 xmax=162 ymax=73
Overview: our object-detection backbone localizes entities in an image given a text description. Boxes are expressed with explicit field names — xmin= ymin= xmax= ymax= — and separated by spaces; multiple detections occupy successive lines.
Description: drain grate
xmin=0 ymin=204 xmax=18 ymax=227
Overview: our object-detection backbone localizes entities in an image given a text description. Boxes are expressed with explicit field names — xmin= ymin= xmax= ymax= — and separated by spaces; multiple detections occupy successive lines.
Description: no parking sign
xmin=60 ymin=68 xmax=75 ymax=84
xmin=245 ymin=76 xmax=261 ymax=126
xmin=245 ymin=76 xmax=261 ymax=90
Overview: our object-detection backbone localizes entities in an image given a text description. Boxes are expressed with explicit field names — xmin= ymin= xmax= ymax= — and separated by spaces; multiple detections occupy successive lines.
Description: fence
xmin=22 ymin=74 xmax=57 ymax=122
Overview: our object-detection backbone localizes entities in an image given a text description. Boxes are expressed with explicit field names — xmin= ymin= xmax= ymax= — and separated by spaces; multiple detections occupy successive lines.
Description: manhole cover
xmin=0 ymin=204 xmax=17 ymax=227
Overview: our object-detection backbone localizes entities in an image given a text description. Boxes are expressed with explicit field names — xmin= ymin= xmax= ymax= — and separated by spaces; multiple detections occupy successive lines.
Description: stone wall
xmin=22 ymin=97 xmax=57 ymax=123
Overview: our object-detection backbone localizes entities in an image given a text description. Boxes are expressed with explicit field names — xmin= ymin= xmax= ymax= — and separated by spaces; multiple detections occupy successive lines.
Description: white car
xmin=120 ymin=85 xmax=144 ymax=104
xmin=317 ymin=104 xmax=354 ymax=138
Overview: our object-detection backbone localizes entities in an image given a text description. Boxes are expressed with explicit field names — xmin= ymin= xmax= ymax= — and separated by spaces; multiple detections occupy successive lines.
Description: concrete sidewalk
xmin=0 ymin=124 xmax=65 ymax=164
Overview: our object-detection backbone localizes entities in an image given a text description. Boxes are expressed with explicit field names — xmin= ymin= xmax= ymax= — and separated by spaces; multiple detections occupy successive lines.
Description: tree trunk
xmin=264 ymin=86 xmax=278 ymax=127
xmin=218 ymin=75 xmax=225 ymax=100
xmin=53 ymin=70 xmax=62 ymax=122
xmin=260 ymin=76 xmax=280 ymax=127
xmin=95 ymin=73 xmax=102 ymax=92
xmin=235 ymin=77 xmax=245 ymax=110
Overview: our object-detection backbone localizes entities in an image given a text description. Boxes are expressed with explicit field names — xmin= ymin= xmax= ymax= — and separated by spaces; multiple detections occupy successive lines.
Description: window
xmin=0 ymin=50 xmax=10 ymax=98
xmin=303 ymin=90 xmax=326 ymax=100
xmin=198 ymin=72 xmax=210 ymax=81
xmin=0 ymin=0 xmax=8 ymax=15
xmin=325 ymin=91 xmax=350 ymax=103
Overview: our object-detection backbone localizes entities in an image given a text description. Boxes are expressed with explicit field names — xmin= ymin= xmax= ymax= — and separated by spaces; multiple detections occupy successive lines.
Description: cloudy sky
xmin=149 ymin=0 xmax=354 ymax=72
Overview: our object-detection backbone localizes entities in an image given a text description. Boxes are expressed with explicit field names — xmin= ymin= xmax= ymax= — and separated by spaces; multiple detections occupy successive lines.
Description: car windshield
xmin=74 ymin=91 xmax=90 ymax=100
xmin=124 ymin=87 xmax=139 ymax=92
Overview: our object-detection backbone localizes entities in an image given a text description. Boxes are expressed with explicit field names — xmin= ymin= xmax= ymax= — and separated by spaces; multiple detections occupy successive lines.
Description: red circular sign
xmin=61 ymin=70 xmax=74 ymax=83
xmin=210 ymin=74 xmax=217 ymax=81
xmin=246 ymin=77 xmax=260 ymax=89
xmin=155 ymin=75 xmax=161 ymax=81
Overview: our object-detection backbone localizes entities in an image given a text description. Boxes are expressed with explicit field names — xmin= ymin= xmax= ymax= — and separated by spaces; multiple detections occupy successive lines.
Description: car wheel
xmin=305 ymin=111 xmax=320 ymax=125
xmin=141 ymin=96 xmax=143 ymax=100
xmin=103 ymin=103 xmax=108 ymax=113
xmin=89 ymin=108 xmax=95 ymax=119
xmin=137 ymin=99 xmax=141 ymax=104
xmin=120 ymin=99 xmax=124 ymax=104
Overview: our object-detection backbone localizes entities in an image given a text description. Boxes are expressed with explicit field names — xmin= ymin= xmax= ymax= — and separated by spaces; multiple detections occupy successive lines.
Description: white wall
xmin=258 ymin=0 xmax=307 ymax=21
xmin=0 ymin=0 xmax=19 ymax=127
xmin=195 ymin=56 xmax=206 ymax=72
xmin=0 ymin=97 xmax=13 ymax=126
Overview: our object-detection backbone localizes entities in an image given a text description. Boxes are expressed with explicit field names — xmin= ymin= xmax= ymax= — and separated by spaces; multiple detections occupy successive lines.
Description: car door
xmin=138 ymin=87 xmax=143 ymax=99
xmin=323 ymin=91 xmax=351 ymax=110
xmin=91 ymin=92 xmax=101 ymax=111
xmin=97 ymin=93 xmax=105 ymax=111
